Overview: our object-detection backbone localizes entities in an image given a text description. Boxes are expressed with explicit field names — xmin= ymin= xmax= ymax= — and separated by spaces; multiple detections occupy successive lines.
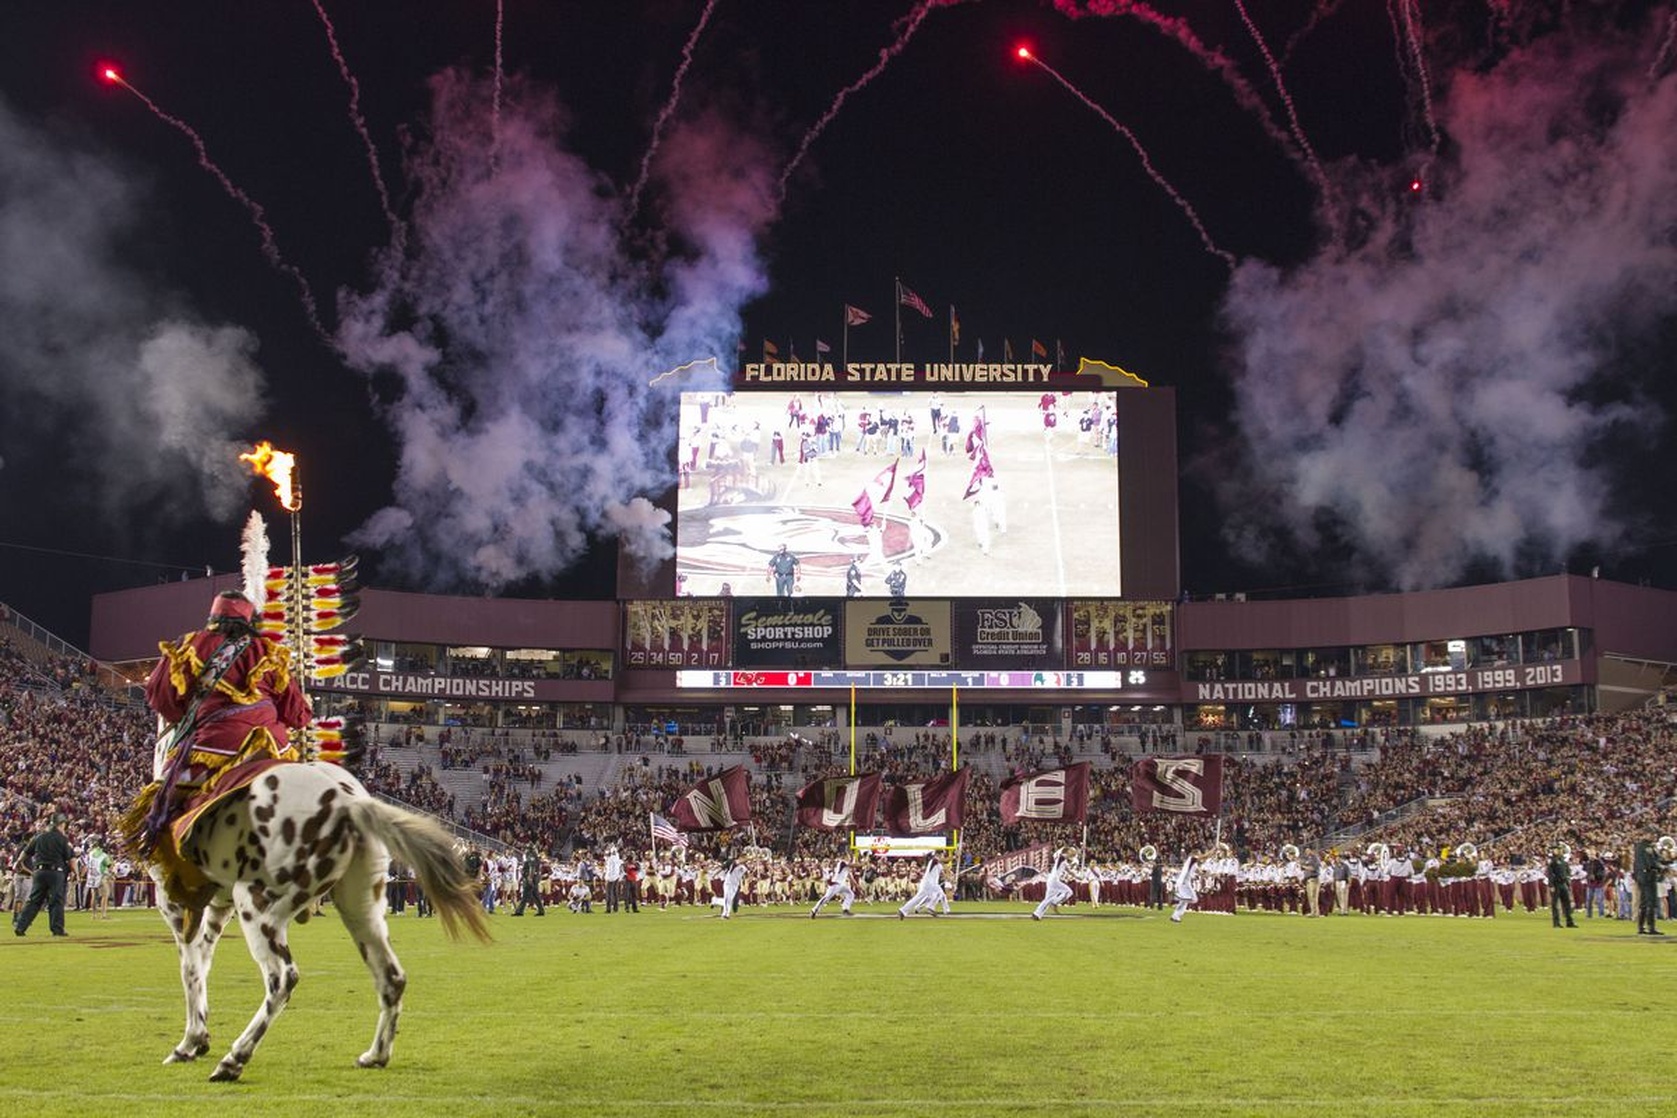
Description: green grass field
xmin=2 ymin=901 xmax=1672 ymax=1116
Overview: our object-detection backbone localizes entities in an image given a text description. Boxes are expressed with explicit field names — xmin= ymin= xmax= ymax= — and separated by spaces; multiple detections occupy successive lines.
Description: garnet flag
xmin=795 ymin=773 xmax=883 ymax=832
xmin=1030 ymin=338 xmax=1048 ymax=358
xmin=904 ymin=449 xmax=927 ymax=511
xmin=950 ymin=306 xmax=961 ymax=346
xmin=898 ymin=281 xmax=933 ymax=318
xmin=853 ymin=459 xmax=899 ymax=527
xmin=1129 ymin=755 xmax=1224 ymax=816
xmin=846 ymin=304 xmax=872 ymax=327
xmin=999 ymin=762 xmax=1091 ymax=824
xmin=882 ymin=768 xmax=968 ymax=835
xmin=963 ymin=446 xmax=994 ymax=500
xmin=667 ymin=765 xmax=752 ymax=831
xmin=964 ymin=406 xmax=988 ymax=458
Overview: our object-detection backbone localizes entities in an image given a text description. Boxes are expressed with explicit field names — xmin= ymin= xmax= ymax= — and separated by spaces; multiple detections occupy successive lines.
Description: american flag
xmin=897 ymin=282 xmax=933 ymax=318
xmin=650 ymin=813 xmax=689 ymax=847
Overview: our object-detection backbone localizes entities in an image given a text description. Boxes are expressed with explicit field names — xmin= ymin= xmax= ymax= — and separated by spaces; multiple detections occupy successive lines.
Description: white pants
xmin=713 ymin=878 xmax=742 ymax=918
xmin=899 ymin=882 xmax=943 ymax=916
xmin=812 ymin=883 xmax=854 ymax=914
xmin=1172 ymin=889 xmax=1196 ymax=921
xmin=1033 ymin=880 xmax=1073 ymax=919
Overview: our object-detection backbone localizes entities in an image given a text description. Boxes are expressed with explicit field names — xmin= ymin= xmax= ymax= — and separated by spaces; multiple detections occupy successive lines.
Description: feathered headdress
xmin=241 ymin=510 xmax=270 ymax=604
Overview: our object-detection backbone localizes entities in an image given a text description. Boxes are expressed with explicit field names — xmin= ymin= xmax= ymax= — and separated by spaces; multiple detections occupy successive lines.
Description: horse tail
xmin=348 ymin=798 xmax=493 ymax=944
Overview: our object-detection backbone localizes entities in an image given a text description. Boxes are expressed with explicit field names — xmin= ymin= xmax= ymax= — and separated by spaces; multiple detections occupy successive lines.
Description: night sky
xmin=2 ymin=1 xmax=1675 ymax=647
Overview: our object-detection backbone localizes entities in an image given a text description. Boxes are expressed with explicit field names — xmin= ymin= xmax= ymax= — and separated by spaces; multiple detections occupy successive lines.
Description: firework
xmin=1014 ymin=46 xmax=1235 ymax=270
xmin=627 ymin=0 xmax=720 ymax=221
xmin=309 ymin=0 xmax=403 ymax=249
xmin=97 ymin=65 xmax=326 ymax=339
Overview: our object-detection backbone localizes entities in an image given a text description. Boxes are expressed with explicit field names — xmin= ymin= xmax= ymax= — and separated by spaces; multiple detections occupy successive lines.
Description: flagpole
xmin=849 ymin=684 xmax=857 ymax=776
xmin=951 ymin=685 xmax=959 ymax=863
xmin=649 ymin=812 xmax=657 ymax=862
xmin=894 ymin=278 xmax=902 ymax=365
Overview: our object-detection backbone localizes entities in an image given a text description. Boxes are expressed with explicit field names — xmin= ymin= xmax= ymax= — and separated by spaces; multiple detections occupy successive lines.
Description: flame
xmin=240 ymin=441 xmax=300 ymax=510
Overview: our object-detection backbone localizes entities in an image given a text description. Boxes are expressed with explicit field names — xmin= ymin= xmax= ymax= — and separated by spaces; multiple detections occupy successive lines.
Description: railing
xmin=0 ymin=600 xmax=143 ymax=700
xmin=1320 ymin=793 xmax=1458 ymax=845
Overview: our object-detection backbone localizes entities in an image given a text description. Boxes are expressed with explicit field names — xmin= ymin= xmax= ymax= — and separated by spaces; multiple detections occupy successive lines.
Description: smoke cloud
xmin=1216 ymin=19 xmax=1677 ymax=589
xmin=0 ymin=96 xmax=269 ymax=530
xmin=337 ymin=70 xmax=775 ymax=591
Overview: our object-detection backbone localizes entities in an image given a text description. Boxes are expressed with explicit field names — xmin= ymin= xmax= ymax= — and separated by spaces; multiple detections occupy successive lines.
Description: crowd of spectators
xmin=5 ymin=608 xmax=1676 ymax=906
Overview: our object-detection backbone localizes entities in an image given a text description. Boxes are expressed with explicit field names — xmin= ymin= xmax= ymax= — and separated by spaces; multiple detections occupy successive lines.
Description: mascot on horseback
xmin=119 ymin=514 xmax=489 ymax=1083
xmin=126 ymin=588 xmax=311 ymax=908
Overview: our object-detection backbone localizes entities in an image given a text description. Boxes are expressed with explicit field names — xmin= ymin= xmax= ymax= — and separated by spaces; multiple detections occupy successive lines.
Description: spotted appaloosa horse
xmin=151 ymin=762 xmax=491 ymax=1082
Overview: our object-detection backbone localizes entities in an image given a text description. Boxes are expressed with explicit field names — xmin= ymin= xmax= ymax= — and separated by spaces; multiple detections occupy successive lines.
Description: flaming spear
xmin=239 ymin=441 xmax=306 ymax=693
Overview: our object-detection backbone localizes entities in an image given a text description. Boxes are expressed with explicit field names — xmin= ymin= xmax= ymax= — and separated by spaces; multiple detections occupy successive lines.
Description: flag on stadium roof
xmin=897 ymin=279 xmax=933 ymax=318
xmin=845 ymin=303 xmax=871 ymax=327
xmin=794 ymin=773 xmax=883 ymax=832
xmin=1000 ymin=762 xmax=1091 ymax=825
xmin=949 ymin=306 xmax=961 ymax=346
xmin=1030 ymin=338 xmax=1047 ymax=358
xmin=1129 ymin=755 xmax=1224 ymax=816
xmin=650 ymin=813 xmax=690 ymax=848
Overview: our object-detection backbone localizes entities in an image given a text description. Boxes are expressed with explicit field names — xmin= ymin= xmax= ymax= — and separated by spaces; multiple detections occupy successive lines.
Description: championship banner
xmin=1067 ymin=600 xmax=1175 ymax=668
xmin=794 ymin=773 xmax=883 ymax=832
xmin=732 ymin=597 xmax=843 ymax=667
xmin=999 ymin=761 xmax=1091 ymax=824
xmin=843 ymin=598 xmax=951 ymax=666
xmin=881 ymin=768 xmax=969 ymax=835
xmin=624 ymin=601 xmax=730 ymax=668
xmin=1129 ymin=755 xmax=1223 ymax=816
xmin=667 ymin=765 xmax=752 ymax=831
xmin=954 ymin=598 xmax=1062 ymax=669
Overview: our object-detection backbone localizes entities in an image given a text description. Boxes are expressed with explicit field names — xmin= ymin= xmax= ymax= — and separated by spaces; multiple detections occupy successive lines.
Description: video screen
xmin=674 ymin=389 xmax=1121 ymax=599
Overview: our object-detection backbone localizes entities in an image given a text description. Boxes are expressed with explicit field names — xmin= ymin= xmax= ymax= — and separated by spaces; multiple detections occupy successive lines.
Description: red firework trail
xmin=1648 ymin=7 xmax=1676 ymax=80
xmin=310 ymin=0 xmax=403 ymax=247
xmin=492 ymin=0 xmax=505 ymax=171
xmin=778 ymin=0 xmax=964 ymax=202
xmin=1052 ymin=2 xmax=1297 ymax=166
xmin=1396 ymin=0 xmax=1441 ymax=154
xmin=627 ymin=0 xmax=719 ymax=220
xmin=100 ymin=67 xmax=326 ymax=339
xmin=1016 ymin=48 xmax=1234 ymax=270
xmin=1230 ymin=0 xmax=1336 ymax=233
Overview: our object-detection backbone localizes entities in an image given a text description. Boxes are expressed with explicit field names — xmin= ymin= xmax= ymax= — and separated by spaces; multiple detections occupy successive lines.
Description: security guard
xmin=1546 ymin=846 xmax=1577 ymax=929
xmin=13 ymin=812 xmax=74 ymax=937
xmin=1632 ymin=838 xmax=1667 ymax=935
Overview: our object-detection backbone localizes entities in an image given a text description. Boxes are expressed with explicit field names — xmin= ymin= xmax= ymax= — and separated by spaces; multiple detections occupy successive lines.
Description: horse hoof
xmin=209 ymin=1060 xmax=243 ymax=1083
xmin=164 ymin=1040 xmax=208 ymax=1064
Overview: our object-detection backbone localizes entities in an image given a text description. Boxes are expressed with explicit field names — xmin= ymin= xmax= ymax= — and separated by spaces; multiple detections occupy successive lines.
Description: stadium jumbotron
xmin=78 ymin=364 xmax=1677 ymax=737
